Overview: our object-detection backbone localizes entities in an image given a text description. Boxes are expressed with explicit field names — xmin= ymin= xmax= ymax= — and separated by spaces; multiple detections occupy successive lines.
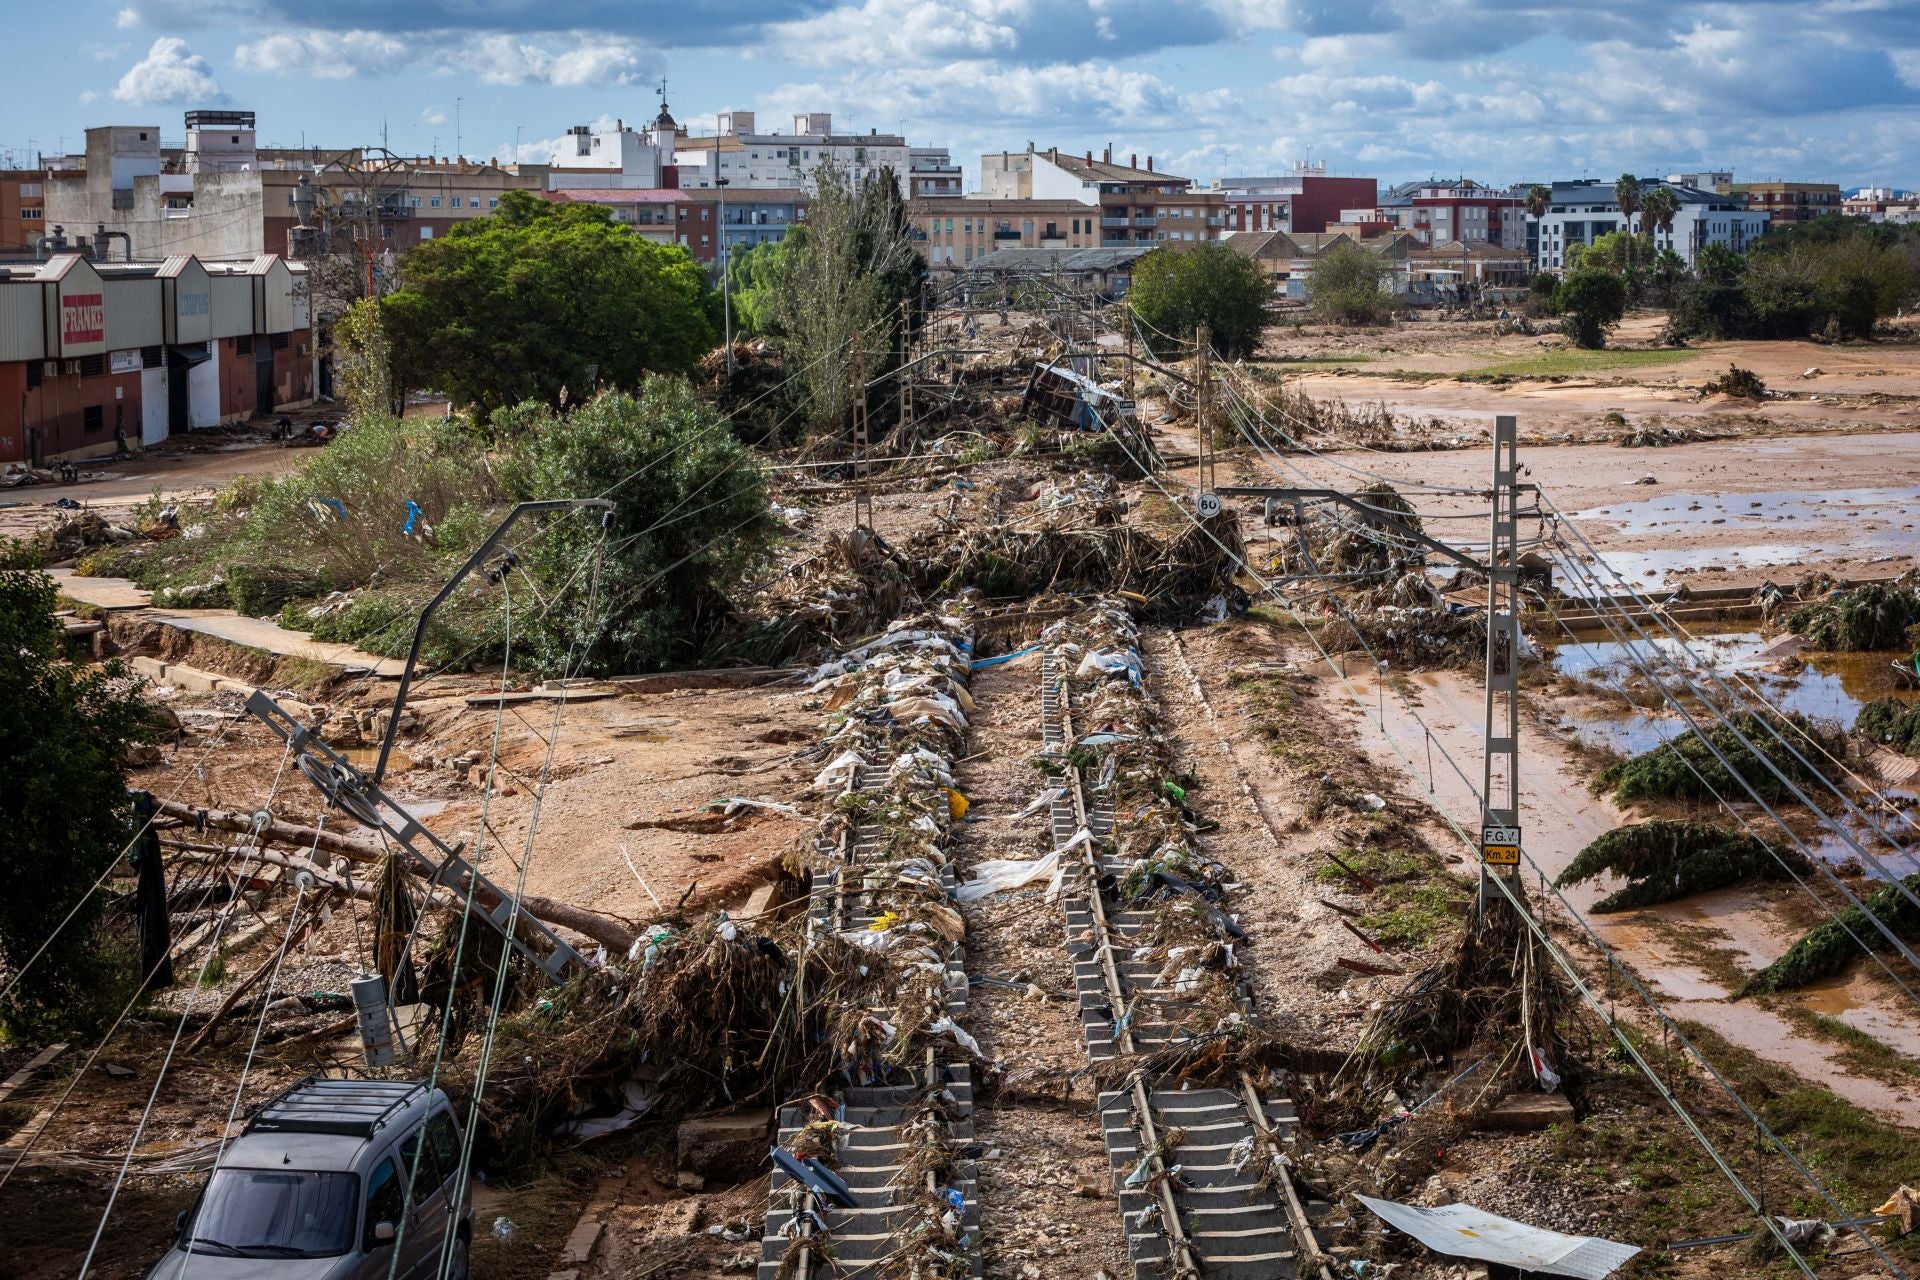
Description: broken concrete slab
xmin=559 ymin=1218 xmax=604 ymax=1266
xmin=676 ymin=1110 xmax=772 ymax=1181
xmin=1478 ymin=1090 xmax=1575 ymax=1133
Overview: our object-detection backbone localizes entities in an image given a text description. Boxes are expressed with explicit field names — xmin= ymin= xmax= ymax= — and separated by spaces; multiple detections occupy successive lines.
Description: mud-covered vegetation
xmin=1856 ymin=696 xmax=1920 ymax=755
xmin=1593 ymin=711 xmax=1846 ymax=805
xmin=1557 ymin=820 xmax=1808 ymax=912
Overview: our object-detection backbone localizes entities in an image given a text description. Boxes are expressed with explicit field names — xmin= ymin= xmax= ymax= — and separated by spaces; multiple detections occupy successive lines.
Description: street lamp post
xmin=715 ymin=177 xmax=734 ymax=381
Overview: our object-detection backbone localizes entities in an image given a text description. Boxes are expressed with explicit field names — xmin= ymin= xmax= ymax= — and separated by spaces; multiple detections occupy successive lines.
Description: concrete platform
xmin=48 ymin=569 xmax=153 ymax=610
xmin=146 ymin=610 xmax=406 ymax=677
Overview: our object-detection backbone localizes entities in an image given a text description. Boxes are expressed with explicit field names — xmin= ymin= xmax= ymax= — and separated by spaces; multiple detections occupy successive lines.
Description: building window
xmin=20 ymin=183 xmax=40 ymax=196
xmin=678 ymin=208 xmax=687 ymax=220
xmin=429 ymin=196 xmax=442 ymax=208
xmin=141 ymin=345 xmax=163 ymax=369
xmin=234 ymin=335 xmax=253 ymax=356
xmin=84 ymin=404 xmax=104 ymax=435
xmin=22 ymin=208 xmax=41 ymax=220
xmin=489 ymin=197 xmax=498 ymax=208
xmin=411 ymin=197 xmax=422 ymax=208
xmin=421 ymin=226 xmax=433 ymax=240
xmin=78 ymin=353 xmax=107 ymax=378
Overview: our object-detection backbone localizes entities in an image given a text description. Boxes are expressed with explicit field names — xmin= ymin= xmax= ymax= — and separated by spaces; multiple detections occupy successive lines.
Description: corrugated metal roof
xmin=1358 ymin=1196 xmax=1640 ymax=1280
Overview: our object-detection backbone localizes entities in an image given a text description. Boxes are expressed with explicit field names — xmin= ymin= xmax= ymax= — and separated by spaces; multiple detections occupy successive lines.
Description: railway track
xmin=758 ymin=628 xmax=981 ymax=1280
xmin=1040 ymin=614 xmax=1333 ymax=1280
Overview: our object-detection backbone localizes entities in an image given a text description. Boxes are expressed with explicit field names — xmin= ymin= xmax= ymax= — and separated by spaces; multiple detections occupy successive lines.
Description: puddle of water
xmin=1800 ymin=978 xmax=1862 ymax=1018
xmin=1574 ymin=485 xmax=1920 ymax=536
xmin=1556 ymin=709 xmax=1681 ymax=757
xmin=1554 ymin=629 xmax=1920 ymax=729
xmin=339 ymin=746 xmax=416 ymax=772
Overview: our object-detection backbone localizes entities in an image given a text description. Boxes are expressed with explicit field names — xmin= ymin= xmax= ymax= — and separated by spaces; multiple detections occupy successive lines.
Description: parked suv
xmin=146 ymin=1077 xmax=474 ymax=1280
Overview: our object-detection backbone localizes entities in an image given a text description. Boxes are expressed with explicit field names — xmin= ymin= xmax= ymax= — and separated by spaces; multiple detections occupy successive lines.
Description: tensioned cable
xmin=76 ymin=741 xmax=296 ymax=1279
xmin=1079 ymin=395 xmax=1875 ymax=1275
xmin=1540 ymin=491 xmax=1920 ymax=912
xmin=1531 ymin=564 xmax=1920 ymax=1008
xmin=431 ymin=537 xmax=608 ymax=1280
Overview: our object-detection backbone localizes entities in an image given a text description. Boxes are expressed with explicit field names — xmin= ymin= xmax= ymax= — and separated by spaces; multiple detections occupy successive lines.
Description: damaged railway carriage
xmin=0 ymin=252 xmax=316 ymax=465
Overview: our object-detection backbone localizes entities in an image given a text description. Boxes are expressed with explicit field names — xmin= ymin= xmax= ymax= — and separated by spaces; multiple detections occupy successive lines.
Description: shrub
xmin=1130 ymin=242 xmax=1275 ymax=355
xmin=1594 ymin=711 xmax=1846 ymax=805
xmin=1746 ymin=873 xmax=1920 ymax=993
xmin=1786 ymin=584 xmax=1920 ymax=651
xmin=1700 ymin=364 xmax=1767 ymax=399
xmin=1855 ymin=698 xmax=1920 ymax=756
xmin=1305 ymin=242 xmax=1395 ymax=327
xmin=1557 ymin=820 xmax=1807 ymax=912
xmin=1553 ymin=269 xmax=1628 ymax=349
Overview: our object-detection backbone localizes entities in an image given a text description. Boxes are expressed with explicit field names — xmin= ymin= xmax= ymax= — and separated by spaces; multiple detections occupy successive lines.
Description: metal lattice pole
xmin=1479 ymin=413 xmax=1522 ymax=917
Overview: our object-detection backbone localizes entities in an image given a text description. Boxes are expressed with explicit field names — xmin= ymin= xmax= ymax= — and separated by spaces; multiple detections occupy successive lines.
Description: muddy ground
xmin=12 ymin=307 xmax=1920 ymax=1279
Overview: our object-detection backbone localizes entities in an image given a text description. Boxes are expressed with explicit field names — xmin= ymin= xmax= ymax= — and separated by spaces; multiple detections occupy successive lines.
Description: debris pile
xmin=1039 ymin=600 xmax=1253 ymax=1046
xmin=1556 ymin=820 xmax=1809 ymax=912
xmin=1700 ymin=364 xmax=1768 ymax=400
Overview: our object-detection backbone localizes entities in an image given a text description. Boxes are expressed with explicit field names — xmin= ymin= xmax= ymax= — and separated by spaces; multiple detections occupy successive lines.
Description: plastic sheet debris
xmin=954 ymin=851 xmax=1062 ymax=902
xmin=1017 ymin=787 xmax=1066 ymax=820
xmin=492 ymin=1217 xmax=518 ymax=1241
xmin=813 ymin=750 xmax=867 ymax=791
xmin=1357 ymin=1195 xmax=1640 ymax=1279
xmin=554 ymin=1079 xmax=661 ymax=1140
xmin=970 ymin=644 xmax=1041 ymax=670
xmin=771 ymin=1148 xmax=857 ymax=1208
xmin=1077 ymin=649 xmax=1144 ymax=681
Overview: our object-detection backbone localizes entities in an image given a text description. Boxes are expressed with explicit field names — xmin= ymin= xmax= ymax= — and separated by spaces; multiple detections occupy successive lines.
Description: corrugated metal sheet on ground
xmin=1358 ymin=1195 xmax=1641 ymax=1279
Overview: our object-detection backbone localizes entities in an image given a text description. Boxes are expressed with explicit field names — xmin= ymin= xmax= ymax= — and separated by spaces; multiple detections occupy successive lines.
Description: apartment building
xmin=1726 ymin=181 xmax=1842 ymax=224
xmin=1209 ymin=165 xmax=1377 ymax=234
xmin=1530 ymin=179 xmax=1767 ymax=270
xmin=675 ymin=111 xmax=950 ymax=199
xmin=0 ymin=171 xmax=48 ymax=254
xmin=977 ymin=146 xmax=1225 ymax=246
xmin=45 ymin=113 xmax=544 ymax=263
xmin=0 ymin=251 xmax=313 ymax=463
xmin=907 ymin=197 xmax=1100 ymax=267
xmin=1404 ymin=180 xmax=1524 ymax=247
xmin=544 ymin=186 xmax=808 ymax=264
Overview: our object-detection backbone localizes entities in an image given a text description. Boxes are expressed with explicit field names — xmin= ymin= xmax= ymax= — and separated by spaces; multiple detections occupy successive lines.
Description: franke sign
xmin=61 ymin=292 xmax=105 ymax=345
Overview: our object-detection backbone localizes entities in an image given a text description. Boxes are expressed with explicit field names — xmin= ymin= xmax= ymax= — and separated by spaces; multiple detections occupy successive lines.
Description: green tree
xmin=1614 ymin=174 xmax=1643 ymax=271
xmin=383 ymin=190 xmax=719 ymax=413
xmin=504 ymin=380 xmax=775 ymax=674
xmin=727 ymin=231 xmax=804 ymax=338
xmin=1578 ymin=230 xmax=1655 ymax=276
xmin=1301 ymin=241 xmax=1395 ymax=327
xmin=1695 ymin=243 xmax=1745 ymax=285
xmin=1554 ymin=268 xmax=1628 ymax=348
xmin=334 ymin=296 xmax=398 ymax=420
xmin=1525 ymin=184 xmax=1552 ymax=220
xmin=1640 ymin=185 xmax=1680 ymax=249
xmin=1129 ymin=242 xmax=1275 ymax=355
xmin=0 ymin=551 xmax=151 ymax=1041
xmin=775 ymin=165 xmax=924 ymax=432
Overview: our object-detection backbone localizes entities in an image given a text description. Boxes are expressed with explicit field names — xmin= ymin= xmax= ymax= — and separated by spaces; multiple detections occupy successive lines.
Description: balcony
xmin=1134 ymin=213 xmax=1157 ymax=227
xmin=1101 ymin=214 xmax=1130 ymax=228
xmin=993 ymin=229 xmax=1022 ymax=240
xmin=1101 ymin=235 xmax=1132 ymax=247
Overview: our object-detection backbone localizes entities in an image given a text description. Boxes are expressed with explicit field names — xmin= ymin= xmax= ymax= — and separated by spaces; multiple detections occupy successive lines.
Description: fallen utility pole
xmin=241 ymin=498 xmax=617 ymax=982
xmin=154 ymin=799 xmax=639 ymax=955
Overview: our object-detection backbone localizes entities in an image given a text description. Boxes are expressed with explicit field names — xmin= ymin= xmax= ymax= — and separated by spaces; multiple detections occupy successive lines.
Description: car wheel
xmin=444 ymin=1234 xmax=470 ymax=1280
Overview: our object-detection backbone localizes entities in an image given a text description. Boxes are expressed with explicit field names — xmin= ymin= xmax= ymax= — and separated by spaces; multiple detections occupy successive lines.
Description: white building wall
xmin=188 ymin=347 xmax=221 ymax=429
xmin=140 ymin=366 xmax=168 ymax=445
xmin=1030 ymin=156 xmax=1098 ymax=204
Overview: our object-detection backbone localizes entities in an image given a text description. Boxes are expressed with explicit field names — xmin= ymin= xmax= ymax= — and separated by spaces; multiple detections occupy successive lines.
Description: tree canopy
xmin=501 ymin=380 xmax=775 ymax=674
xmin=383 ymin=190 xmax=720 ymax=413
xmin=1304 ymin=241 xmax=1395 ymax=326
xmin=1554 ymin=268 xmax=1629 ymax=348
xmin=1666 ymin=218 xmax=1920 ymax=342
xmin=0 ymin=552 xmax=151 ymax=1040
xmin=1129 ymin=242 xmax=1273 ymax=357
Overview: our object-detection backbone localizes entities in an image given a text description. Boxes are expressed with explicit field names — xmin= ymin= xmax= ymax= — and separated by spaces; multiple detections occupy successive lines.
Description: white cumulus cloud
xmin=234 ymin=29 xmax=409 ymax=78
xmin=115 ymin=7 xmax=140 ymax=27
xmin=113 ymin=36 xmax=221 ymax=105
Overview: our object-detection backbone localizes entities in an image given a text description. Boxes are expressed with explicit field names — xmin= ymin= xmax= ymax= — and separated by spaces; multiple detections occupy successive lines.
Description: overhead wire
xmin=75 ymin=740 xmax=296 ymax=1279
xmin=1076 ymin=391 xmax=1880 ymax=1275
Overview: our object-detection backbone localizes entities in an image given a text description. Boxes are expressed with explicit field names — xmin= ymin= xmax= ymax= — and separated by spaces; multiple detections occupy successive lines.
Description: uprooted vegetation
xmin=1699 ymin=363 xmax=1768 ymax=400
xmin=1856 ymin=696 xmax=1920 ymax=755
xmin=1592 ymin=710 xmax=1847 ymax=805
xmin=1746 ymin=872 xmax=1920 ymax=994
xmin=1556 ymin=820 xmax=1810 ymax=912
xmin=1233 ymin=374 xmax=1451 ymax=451
xmin=1786 ymin=582 xmax=1920 ymax=652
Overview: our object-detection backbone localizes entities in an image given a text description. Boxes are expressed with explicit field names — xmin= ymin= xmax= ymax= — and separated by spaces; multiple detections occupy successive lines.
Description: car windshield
xmin=179 ymin=1168 xmax=357 ymax=1258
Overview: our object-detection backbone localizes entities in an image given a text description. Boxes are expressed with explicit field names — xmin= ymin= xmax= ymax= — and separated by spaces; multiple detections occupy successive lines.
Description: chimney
xmin=1130 ymin=153 xmax=1137 ymax=169
xmin=1103 ymin=145 xmax=1111 ymax=164
xmin=1147 ymin=156 xmax=1154 ymax=172
xmin=1085 ymin=150 xmax=1092 ymax=163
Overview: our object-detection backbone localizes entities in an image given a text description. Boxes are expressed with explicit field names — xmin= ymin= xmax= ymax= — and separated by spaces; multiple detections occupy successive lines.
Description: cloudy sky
xmin=10 ymin=0 xmax=1920 ymax=189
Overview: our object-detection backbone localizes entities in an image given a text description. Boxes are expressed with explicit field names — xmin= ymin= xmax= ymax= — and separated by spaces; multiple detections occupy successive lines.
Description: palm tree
xmin=1525 ymin=184 xmax=1551 ymax=220
xmin=1640 ymin=185 xmax=1679 ymax=258
xmin=1614 ymin=173 xmax=1642 ymax=271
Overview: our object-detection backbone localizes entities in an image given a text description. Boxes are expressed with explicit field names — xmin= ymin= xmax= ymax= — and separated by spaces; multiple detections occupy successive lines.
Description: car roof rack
xmin=245 ymin=1076 xmax=429 ymax=1140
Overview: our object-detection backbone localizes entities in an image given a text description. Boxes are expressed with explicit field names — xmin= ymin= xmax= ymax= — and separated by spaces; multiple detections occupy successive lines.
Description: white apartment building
xmin=675 ymin=111 xmax=950 ymax=199
xmin=543 ymin=112 xmax=675 ymax=189
xmin=1531 ymin=179 xmax=1768 ymax=271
